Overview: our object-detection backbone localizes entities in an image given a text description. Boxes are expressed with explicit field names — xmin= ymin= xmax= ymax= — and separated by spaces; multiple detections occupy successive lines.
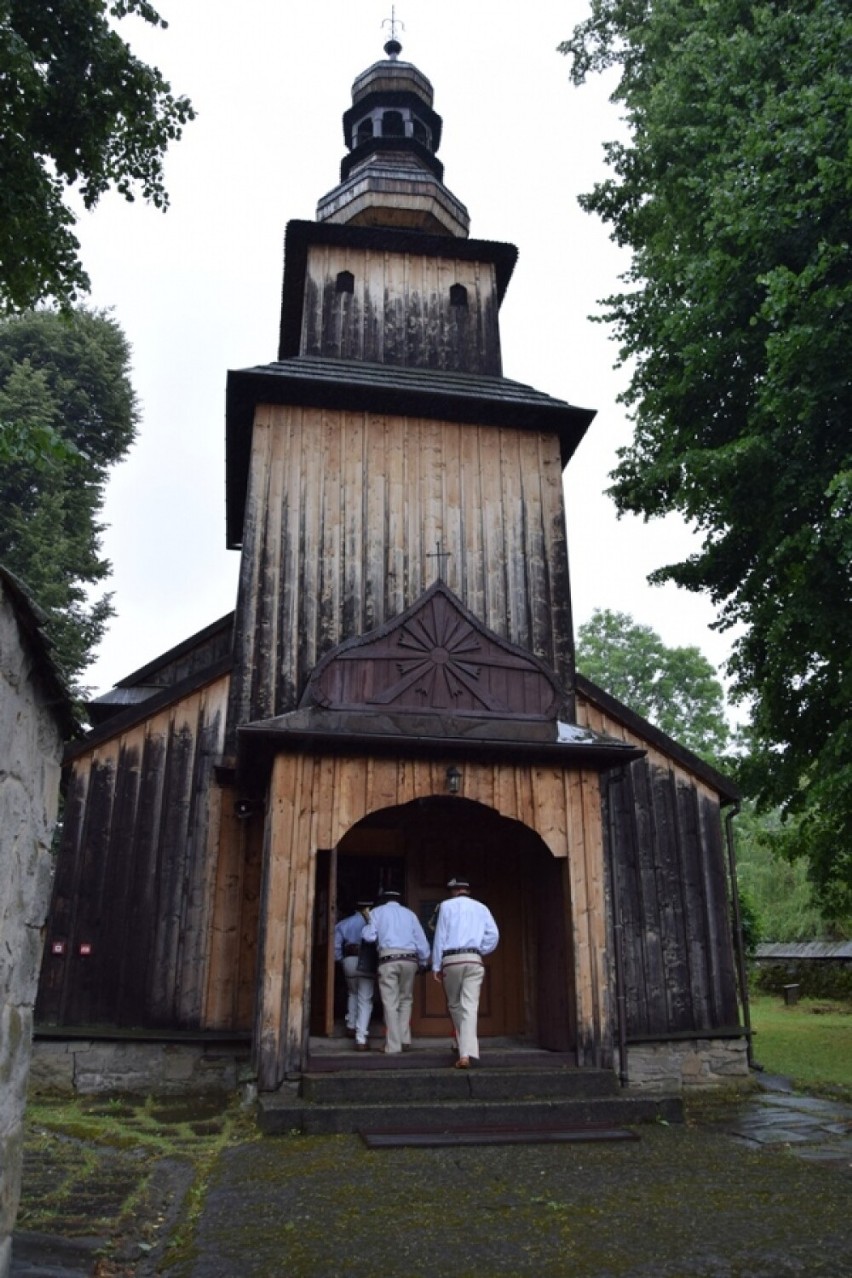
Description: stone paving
xmin=715 ymin=1073 xmax=852 ymax=1172
xmin=10 ymin=1075 xmax=852 ymax=1278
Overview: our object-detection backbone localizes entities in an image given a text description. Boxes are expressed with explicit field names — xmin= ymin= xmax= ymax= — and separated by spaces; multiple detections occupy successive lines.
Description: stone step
xmin=300 ymin=1065 xmax=621 ymax=1105
xmin=258 ymin=1091 xmax=684 ymax=1137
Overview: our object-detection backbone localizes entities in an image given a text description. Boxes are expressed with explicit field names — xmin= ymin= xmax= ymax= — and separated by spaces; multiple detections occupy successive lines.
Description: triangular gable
xmin=303 ymin=580 xmax=565 ymax=720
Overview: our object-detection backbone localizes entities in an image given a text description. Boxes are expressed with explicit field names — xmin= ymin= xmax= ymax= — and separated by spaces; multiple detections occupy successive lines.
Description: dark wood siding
xmin=578 ymin=690 xmax=740 ymax=1038
xmin=301 ymin=245 xmax=502 ymax=376
xmin=37 ymin=677 xmax=237 ymax=1030
xmin=602 ymin=761 xmax=739 ymax=1037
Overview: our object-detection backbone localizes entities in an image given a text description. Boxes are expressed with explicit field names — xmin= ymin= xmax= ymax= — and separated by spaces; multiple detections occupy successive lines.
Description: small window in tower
xmin=413 ymin=118 xmax=430 ymax=148
xmin=336 ymin=270 xmax=355 ymax=295
xmin=356 ymin=117 xmax=373 ymax=146
xmin=382 ymin=110 xmax=405 ymax=138
xmin=450 ymin=284 xmax=468 ymax=308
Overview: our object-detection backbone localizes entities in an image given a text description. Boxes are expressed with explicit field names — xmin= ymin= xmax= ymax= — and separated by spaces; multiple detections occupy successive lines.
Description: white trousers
xmin=442 ymin=960 xmax=485 ymax=1060
xmin=341 ymin=955 xmax=374 ymax=1044
xmin=376 ymin=959 xmax=418 ymax=1053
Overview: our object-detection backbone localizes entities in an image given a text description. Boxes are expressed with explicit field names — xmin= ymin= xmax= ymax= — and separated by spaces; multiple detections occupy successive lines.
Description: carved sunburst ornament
xmin=374 ymin=604 xmax=495 ymax=709
xmin=307 ymin=582 xmax=561 ymax=718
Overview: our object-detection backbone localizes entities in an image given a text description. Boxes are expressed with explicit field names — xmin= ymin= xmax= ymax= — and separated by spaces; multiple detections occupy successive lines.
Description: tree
xmin=575 ymin=608 xmax=730 ymax=763
xmin=0 ymin=307 xmax=138 ymax=683
xmin=1 ymin=0 xmax=194 ymax=312
xmin=733 ymin=802 xmax=850 ymax=943
xmin=561 ymin=1 xmax=852 ymax=916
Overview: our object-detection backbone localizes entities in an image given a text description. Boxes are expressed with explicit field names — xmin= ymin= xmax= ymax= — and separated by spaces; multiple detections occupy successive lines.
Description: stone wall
xmin=27 ymin=1035 xmax=750 ymax=1101
xmin=0 ymin=579 xmax=68 ymax=1278
xmin=625 ymin=1037 xmax=750 ymax=1092
xmin=29 ymin=1040 xmax=251 ymax=1097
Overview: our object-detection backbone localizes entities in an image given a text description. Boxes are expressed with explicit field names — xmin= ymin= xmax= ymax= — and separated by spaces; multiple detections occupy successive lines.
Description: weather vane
xmin=382 ymin=7 xmax=405 ymax=45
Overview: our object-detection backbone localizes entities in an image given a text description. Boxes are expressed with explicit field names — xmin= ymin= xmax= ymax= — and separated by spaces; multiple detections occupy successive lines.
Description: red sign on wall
xmin=79 ymin=942 xmax=93 ymax=956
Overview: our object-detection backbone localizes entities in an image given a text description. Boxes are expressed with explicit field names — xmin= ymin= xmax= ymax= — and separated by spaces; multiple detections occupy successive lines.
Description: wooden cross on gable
xmin=426 ymin=540 xmax=451 ymax=582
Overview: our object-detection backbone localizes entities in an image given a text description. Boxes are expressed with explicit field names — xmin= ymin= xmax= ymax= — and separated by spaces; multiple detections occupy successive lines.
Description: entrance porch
xmin=249 ymin=751 xmax=631 ymax=1091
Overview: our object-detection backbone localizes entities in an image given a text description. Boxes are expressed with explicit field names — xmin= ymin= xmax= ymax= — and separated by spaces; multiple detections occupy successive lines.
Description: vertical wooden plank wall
xmin=301 ymin=245 xmax=502 ymax=375
xmin=36 ymin=760 xmax=91 ymax=1023
xmin=577 ymin=692 xmax=740 ymax=1036
xmin=203 ymin=797 xmax=262 ymax=1031
xmin=227 ymin=408 xmax=573 ymax=741
xmin=37 ymin=676 xmax=231 ymax=1029
xmin=256 ymin=753 xmax=610 ymax=1087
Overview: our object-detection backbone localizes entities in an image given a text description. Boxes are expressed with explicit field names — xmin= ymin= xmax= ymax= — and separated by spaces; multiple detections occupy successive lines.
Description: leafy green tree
xmin=733 ymin=802 xmax=850 ymax=942
xmin=561 ymin=1 xmax=852 ymax=916
xmin=734 ymin=884 xmax=762 ymax=959
xmin=0 ymin=307 xmax=138 ymax=683
xmin=1 ymin=0 xmax=194 ymax=312
xmin=576 ymin=608 xmax=730 ymax=763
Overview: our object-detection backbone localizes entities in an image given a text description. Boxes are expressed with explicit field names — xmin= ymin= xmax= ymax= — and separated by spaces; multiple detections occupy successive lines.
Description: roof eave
xmin=237 ymin=709 xmax=645 ymax=772
xmin=575 ymin=672 xmax=741 ymax=803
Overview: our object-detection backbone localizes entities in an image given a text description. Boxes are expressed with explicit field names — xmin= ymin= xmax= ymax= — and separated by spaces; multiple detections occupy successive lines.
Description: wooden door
xmin=406 ymin=810 xmax=525 ymax=1038
xmin=309 ymin=847 xmax=337 ymax=1036
xmin=312 ymin=841 xmax=406 ymax=1035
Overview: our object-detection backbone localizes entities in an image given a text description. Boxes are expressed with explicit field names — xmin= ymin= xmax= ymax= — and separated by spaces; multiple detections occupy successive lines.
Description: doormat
xmin=359 ymin=1125 xmax=640 ymax=1149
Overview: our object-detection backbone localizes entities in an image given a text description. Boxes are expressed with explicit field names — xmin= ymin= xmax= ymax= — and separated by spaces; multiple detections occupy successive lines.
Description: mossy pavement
xmin=13 ymin=1080 xmax=852 ymax=1278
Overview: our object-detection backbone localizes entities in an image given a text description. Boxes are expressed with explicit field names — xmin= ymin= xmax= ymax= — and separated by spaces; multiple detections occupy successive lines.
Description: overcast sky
xmin=74 ymin=0 xmax=735 ymax=700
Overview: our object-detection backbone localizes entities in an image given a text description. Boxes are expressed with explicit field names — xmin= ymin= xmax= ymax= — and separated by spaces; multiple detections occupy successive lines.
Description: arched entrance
xmin=312 ymin=796 xmax=575 ymax=1051
xmin=257 ymin=749 xmax=613 ymax=1086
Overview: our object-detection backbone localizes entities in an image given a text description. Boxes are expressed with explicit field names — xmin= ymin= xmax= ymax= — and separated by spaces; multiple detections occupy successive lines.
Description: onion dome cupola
xmin=316 ymin=35 xmax=470 ymax=237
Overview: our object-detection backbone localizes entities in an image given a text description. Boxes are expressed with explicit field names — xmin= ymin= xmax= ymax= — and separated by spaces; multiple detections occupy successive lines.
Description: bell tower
xmin=224 ymin=35 xmax=595 ymax=748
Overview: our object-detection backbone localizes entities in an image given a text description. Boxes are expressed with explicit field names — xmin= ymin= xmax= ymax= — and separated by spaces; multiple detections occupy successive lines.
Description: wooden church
xmin=36 ymin=37 xmax=748 ymax=1095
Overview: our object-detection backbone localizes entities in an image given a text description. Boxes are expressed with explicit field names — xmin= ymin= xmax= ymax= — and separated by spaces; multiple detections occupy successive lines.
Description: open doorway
xmin=310 ymin=797 xmax=576 ymax=1051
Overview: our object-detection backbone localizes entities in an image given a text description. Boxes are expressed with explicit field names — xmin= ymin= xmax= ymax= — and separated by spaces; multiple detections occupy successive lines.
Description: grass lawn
xmin=749 ymin=993 xmax=852 ymax=1098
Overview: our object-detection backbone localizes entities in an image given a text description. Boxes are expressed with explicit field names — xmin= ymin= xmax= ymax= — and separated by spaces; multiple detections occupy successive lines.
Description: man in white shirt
xmin=432 ymin=877 xmax=499 ymax=1069
xmin=361 ymin=889 xmax=431 ymax=1054
xmin=333 ymin=898 xmax=375 ymax=1051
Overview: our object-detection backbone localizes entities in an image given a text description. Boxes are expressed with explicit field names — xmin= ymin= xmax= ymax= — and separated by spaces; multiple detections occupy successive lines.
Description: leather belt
xmin=343 ymin=943 xmax=359 ymax=957
xmin=443 ymin=948 xmax=481 ymax=957
xmin=378 ymin=952 xmax=417 ymax=965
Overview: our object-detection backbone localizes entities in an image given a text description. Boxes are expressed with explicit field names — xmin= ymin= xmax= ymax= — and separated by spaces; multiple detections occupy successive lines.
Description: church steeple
xmin=316 ymin=33 xmax=469 ymax=238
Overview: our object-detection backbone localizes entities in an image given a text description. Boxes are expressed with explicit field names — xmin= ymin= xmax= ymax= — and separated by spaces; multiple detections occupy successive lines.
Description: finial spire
xmin=382 ymin=7 xmax=404 ymax=59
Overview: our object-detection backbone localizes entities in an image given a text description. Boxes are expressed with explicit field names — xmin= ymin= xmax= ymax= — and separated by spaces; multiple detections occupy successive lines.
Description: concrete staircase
xmin=257 ymin=1053 xmax=683 ymax=1136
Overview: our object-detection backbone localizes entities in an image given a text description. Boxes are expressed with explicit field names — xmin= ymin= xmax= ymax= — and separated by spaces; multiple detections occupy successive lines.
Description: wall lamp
xmin=445 ymin=765 xmax=462 ymax=795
